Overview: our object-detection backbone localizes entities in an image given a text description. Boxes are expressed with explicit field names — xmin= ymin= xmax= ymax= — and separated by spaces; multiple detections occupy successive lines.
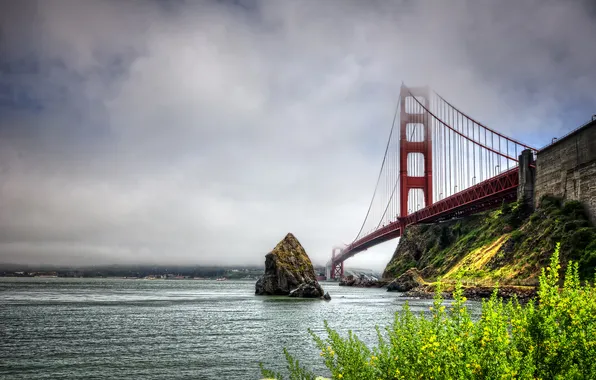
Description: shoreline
xmin=339 ymin=280 xmax=538 ymax=302
xmin=403 ymin=284 xmax=538 ymax=303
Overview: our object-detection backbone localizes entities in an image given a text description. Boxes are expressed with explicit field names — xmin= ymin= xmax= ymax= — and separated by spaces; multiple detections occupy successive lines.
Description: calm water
xmin=1 ymin=278 xmax=481 ymax=379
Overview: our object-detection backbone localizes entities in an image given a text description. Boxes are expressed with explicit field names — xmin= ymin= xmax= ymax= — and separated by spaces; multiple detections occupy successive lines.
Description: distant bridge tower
xmin=399 ymin=85 xmax=433 ymax=216
xmin=329 ymin=247 xmax=343 ymax=280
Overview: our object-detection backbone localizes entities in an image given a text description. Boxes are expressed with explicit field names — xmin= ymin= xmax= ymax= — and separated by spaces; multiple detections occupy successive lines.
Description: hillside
xmin=383 ymin=196 xmax=596 ymax=286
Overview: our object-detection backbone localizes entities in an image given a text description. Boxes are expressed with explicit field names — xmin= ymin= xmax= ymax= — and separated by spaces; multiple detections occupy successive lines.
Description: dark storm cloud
xmin=0 ymin=0 xmax=595 ymax=268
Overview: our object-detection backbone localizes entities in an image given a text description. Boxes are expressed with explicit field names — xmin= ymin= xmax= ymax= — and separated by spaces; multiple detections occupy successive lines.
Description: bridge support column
xmin=331 ymin=261 xmax=344 ymax=280
xmin=399 ymin=85 xmax=433 ymax=216
xmin=518 ymin=149 xmax=536 ymax=209
xmin=330 ymin=247 xmax=344 ymax=280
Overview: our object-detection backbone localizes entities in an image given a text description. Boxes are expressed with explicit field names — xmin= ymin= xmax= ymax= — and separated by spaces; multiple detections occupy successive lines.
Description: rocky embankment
xmin=255 ymin=233 xmax=330 ymax=300
xmin=402 ymin=284 xmax=538 ymax=303
xmin=382 ymin=197 xmax=596 ymax=300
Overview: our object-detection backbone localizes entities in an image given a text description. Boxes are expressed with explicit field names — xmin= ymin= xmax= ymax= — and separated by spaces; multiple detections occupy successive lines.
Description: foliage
xmin=271 ymin=233 xmax=317 ymax=277
xmin=383 ymin=197 xmax=596 ymax=285
xmin=262 ymin=244 xmax=596 ymax=379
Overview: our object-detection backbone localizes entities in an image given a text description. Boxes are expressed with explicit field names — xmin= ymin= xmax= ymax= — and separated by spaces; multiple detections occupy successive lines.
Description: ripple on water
xmin=0 ymin=278 xmax=481 ymax=379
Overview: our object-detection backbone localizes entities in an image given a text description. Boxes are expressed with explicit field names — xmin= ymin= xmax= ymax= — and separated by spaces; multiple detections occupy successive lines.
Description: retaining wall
xmin=535 ymin=119 xmax=596 ymax=222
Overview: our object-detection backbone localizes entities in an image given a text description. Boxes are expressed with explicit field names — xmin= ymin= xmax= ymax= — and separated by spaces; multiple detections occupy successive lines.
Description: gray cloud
xmin=0 ymin=0 xmax=595 ymax=269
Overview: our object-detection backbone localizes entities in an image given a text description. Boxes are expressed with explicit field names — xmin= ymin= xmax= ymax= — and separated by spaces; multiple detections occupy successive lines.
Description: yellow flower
xmin=337 ymin=374 xmax=343 ymax=379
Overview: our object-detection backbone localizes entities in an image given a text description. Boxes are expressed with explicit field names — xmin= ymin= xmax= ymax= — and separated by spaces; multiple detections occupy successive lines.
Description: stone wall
xmin=535 ymin=119 xmax=596 ymax=222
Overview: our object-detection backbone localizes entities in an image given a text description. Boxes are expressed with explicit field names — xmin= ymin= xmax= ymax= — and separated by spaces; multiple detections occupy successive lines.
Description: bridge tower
xmin=399 ymin=85 xmax=433 ymax=216
xmin=330 ymin=247 xmax=343 ymax=280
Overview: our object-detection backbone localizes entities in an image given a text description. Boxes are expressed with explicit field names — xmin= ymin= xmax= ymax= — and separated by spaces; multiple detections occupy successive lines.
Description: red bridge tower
xmin=399 ymin=85 xmax=433 ymax=216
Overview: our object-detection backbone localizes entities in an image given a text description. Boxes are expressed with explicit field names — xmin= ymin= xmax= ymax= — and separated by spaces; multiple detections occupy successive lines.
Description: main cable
xmin=351 ymin=95 xmax=401 ymax=243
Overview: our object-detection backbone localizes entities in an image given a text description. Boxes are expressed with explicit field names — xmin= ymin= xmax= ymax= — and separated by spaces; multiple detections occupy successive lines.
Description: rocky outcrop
xmin=339 ymin=275 xmax=388 ymax=288
xmin=384 ymin=198 xmax=596 ymax=289
xmin=255 ymin=233 xmax=325 ymax=298
xmin=382 ymin=216 xmax=486 ymax=280
xmin=289 ymin=281 xmax=324 ymax=298
xmin=387 ymin=268 xmax=425 ymax=292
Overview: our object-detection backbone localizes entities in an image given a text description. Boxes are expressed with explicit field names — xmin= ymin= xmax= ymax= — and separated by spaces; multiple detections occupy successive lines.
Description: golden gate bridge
xmin=327 ymin=84 xmax=536 ymax=279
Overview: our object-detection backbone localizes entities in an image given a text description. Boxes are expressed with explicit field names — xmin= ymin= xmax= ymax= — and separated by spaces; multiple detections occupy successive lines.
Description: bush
xmin=509 ymin=230 xmax=524 ymax=244
xmin=562 ymin=201 xmax=587 ymax=220
xmin=262 ymin=243 xmax=596 ymax=379
xmin=540 ymin=195 xmax=562 ymax=210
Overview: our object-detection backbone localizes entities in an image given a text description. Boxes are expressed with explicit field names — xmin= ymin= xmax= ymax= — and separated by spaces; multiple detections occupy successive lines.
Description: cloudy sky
xmin=1 ymin=0 xmax=595 ymax=270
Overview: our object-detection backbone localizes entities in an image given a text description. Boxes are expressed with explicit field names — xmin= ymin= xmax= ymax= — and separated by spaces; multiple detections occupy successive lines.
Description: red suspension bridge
xmin=327 ymin=84 xmax=536 ymax=279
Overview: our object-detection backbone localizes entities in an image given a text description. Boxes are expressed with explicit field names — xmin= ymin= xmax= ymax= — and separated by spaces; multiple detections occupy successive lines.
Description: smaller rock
xmin=289 ymin=281 xmax=324 ymax=298
xmin=339 ymin=275 xmax=387 ymax=288
xmin=387 ymin=268 xmax=425 ymax=292
xmin=323 ymin=292 xmax=331 ymax=301
xmin=255 ymin=276 xmax=265 ymax=295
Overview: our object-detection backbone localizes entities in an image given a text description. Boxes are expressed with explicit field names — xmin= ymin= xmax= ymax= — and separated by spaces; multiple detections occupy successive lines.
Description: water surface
xmin=1 ymin=278 xmax=481 ymax=379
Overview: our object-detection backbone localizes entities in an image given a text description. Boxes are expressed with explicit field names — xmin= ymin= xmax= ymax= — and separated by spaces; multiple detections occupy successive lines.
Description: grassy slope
xmin=383 ymin=197 xmax=596 ymax=286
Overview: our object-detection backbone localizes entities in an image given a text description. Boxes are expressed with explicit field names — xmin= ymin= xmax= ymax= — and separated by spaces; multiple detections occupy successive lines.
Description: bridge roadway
xmin=332 ymin=167 xmax=520 ymax=267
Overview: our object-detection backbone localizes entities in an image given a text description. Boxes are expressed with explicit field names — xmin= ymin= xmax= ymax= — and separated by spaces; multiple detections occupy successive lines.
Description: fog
xmin=1 ymin=0 xmax=595 ymax=270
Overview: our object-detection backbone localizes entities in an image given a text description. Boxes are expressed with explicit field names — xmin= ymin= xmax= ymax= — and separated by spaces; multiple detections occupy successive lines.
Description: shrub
xmin=262 ymin=243 xmax=596 ymax=379
xmin=540 ymin=195 xmax=562 ymax=210
xmin=509 ymin=230 xmax=524 ymax=244
xmin=562 ymin=200 xmax=587 ymax=220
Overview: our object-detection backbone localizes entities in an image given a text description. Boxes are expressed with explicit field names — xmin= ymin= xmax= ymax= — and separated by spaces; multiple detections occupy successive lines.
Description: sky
xmin=0 ymin=0 xmax=595 ymax=270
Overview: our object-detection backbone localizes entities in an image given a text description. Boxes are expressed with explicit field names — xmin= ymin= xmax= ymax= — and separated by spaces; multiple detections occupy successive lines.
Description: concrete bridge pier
xmin=518 ymin=149 xmax=536 ymax=209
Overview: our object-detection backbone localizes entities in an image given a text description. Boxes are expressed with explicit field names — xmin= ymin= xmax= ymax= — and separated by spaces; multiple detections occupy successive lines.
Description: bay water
xmin=1 ymin=278 xmax=481 ymax=379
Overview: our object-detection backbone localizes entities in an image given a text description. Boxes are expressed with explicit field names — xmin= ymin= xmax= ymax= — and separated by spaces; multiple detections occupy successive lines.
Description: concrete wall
xmin=535 ymin=120 xmax=596 ymax=221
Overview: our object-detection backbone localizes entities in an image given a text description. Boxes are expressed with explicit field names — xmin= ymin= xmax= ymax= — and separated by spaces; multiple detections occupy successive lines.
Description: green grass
xmin=383 ymin=197 xmax=596 ymax=286
xmin=261 ymin=243 xmax=596 ymax=379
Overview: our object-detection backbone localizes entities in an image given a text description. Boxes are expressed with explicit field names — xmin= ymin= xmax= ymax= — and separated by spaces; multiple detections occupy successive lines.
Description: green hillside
xmin=383 ymin=196 xmax=596 ymax=285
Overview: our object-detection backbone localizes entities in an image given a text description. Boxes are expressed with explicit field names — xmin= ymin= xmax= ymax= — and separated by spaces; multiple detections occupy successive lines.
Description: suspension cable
xmin=406 ymin=89 xmax=522 ymax=162
xmin=351 ymin=95 xmax=401 ymax=243
xmin=434 ymin=92 xmax=536 ymax=151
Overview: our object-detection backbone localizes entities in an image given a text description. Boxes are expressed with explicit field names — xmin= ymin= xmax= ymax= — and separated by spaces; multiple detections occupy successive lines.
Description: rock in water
xmin=289 ymin=281 xmax=324 ymax=298
xmin=387 ymin=268 xmax=425 ymax=292
xmin=255 ymin=233 xmax=325 ymax=298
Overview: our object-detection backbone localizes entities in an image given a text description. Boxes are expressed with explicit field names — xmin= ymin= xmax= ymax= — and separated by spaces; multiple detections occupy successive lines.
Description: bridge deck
xmin=333 ymin=168 xmax=519 ymax=264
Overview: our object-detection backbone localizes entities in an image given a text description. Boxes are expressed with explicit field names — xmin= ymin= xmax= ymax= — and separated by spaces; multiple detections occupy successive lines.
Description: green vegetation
xmin=383 ymin=197 xmax=596 ymax=285
xmin=261 ymin=244 xmax=596 ymax=379
xmin=271 ymin=233 xmax=317 ymax=277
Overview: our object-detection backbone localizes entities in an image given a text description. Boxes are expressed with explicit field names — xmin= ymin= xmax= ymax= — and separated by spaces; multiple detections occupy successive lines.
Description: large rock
xmin=387 ymin=268 xmax=425 ymax=292
xmin=255 ymin=233 xmax=325 ymax=298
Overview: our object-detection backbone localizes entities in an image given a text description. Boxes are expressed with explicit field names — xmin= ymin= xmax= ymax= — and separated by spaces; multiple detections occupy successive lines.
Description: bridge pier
xmin=518 ymin=149 xmax=536 ymax=209
xmin=329 ymin=247 xmax=344 ymax=280
xmin=331 ymin=261 xmax=344 ymax=280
